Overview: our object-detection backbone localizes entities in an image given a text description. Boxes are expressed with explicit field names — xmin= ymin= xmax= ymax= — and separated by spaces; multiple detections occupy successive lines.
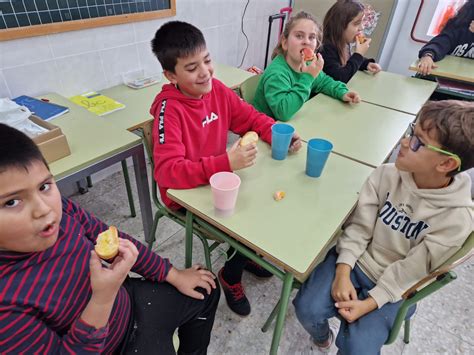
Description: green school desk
xmin=290 ymin=94 xmax=414 ymax=167
xmin=409 ymin=55 xmax=474 ymax=83
xmin=167 ymin=141 xmax=374 ymax=354
xmin=99 ymin=63 xmax=255 ymax=131
xmin=43 ymin=93 xmax=154 ymax=242
xmin=213 ymin=62 xmax=254 ymax=89
xmin=347 ymin=71 xmax=438 ymax=115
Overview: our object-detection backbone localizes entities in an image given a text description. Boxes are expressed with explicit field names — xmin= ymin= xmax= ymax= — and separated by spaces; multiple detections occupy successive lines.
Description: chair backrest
xmin=142 ymin=119 xmax=164 ymax=210
xmin=386 ymin=231 xmax=473 ymax=345
xmin=402 ymin=231 xmax=473 ymax=298
xmin=240 ymin=74 xmax=261 ymax=104
xmin=142 ymin=119 xmax=154 ymax=164
xmin=442 ymin=231 xmax=474 ymax=267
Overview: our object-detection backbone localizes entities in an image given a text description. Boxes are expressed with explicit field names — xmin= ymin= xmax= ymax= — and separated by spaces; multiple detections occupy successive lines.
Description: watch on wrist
xmin=423 ymin=52 xmax=434 ymax=59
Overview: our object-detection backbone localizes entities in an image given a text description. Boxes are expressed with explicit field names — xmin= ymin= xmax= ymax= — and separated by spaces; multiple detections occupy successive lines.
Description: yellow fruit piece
xmin=273 ymin=191 xmax=285 ymax=201
xmin=240 ymin=131 xmax=259 ymax=146
xmin=95 ymin=226 xmax=119 ymax=260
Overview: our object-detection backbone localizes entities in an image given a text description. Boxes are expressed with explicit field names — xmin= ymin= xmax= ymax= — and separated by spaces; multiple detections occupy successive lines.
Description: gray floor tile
xmin=402 ymin=314 xmax=473 ymax=354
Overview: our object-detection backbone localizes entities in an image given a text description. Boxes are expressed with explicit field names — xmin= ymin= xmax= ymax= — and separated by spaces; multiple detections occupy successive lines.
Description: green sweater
xmin=253 ymin=54 xmax=349 ymax=121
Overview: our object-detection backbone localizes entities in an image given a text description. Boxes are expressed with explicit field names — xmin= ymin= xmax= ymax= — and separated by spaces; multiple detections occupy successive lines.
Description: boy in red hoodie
xmin=150 ymin=21 xmax=302 ymax=316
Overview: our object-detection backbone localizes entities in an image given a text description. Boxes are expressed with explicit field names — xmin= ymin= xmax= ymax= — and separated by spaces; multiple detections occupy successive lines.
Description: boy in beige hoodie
xmin=294 ymin=100 xmax=473 ymax=354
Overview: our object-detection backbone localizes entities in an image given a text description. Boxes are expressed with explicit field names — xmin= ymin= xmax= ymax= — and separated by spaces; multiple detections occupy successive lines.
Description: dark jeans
xmin=120 ymin=277 xmax=220 ymax=355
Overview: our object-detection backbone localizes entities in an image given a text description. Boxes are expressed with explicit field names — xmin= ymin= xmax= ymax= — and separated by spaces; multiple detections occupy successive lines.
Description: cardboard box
xmin=29 ymin=115 xmax=71 ymax=163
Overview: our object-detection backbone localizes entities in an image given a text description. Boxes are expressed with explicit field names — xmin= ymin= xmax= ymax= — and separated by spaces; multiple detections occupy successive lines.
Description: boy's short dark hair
xmin=0 ymin=123 xmax=48 ymax=173
xmin=418 ymin=100 xmax=474 ymax=176
xmin=151 ymin=21 xmax=206 ymax=72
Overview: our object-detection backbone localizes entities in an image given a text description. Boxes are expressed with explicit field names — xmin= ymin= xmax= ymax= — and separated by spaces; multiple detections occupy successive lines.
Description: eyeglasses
xmin=404 ymin=123 xmax=461 ymax=171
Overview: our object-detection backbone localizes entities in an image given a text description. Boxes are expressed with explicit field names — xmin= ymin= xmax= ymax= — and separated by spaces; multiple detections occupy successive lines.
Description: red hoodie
xmin=150 ymin=78 xmax=275 ymax=210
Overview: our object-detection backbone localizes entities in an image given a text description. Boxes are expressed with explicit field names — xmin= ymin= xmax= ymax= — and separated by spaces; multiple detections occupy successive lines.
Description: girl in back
xmin=253 ymin=11 xmax=360 ymax=122
xmin=321 ymin=0 xmax=381 ymax=83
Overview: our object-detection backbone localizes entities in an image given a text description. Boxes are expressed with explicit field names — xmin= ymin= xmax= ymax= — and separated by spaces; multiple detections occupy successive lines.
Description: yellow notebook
xmin=69 ymin=92 xmax=125 ymax=116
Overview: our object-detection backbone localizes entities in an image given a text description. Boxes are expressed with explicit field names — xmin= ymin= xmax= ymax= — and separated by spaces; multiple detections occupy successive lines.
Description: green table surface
xmin=213 ymin=63 xmax=254 ymax=88
xmin=43 ymin=94 xmax=142 ymax=180
xmin=347 ymin=71 xmax=437 ymax=115
xmin=409 ymin=55 xmax=474 ymax=83
xmin=168 ymin=141 xmax=373 ymax=282
xmin=97 ymin=63 xmax=254 ymax=131
xmin=290 ymin=94 xmax=414 ymax=167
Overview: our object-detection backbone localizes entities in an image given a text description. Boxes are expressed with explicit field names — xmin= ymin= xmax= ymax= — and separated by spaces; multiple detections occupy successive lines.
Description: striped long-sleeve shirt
xmin=0 ymin=197 xmax=171 ymax=354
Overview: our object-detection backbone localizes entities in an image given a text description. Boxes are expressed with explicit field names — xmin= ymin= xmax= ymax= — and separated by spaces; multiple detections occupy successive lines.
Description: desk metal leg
xmin=270 ymin=272 xmax=294 ymax=355
xmin=185 ymin=211 xmax=194 ymax=268
xmin=262 ymin=300 xmax=280 ymax=333
xmin=132 ymin=145 xmax=153 ymax=244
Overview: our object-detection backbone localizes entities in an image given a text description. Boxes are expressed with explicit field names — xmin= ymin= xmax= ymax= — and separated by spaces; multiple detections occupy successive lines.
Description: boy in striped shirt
xmin=0 ymin=123 xmax=220 ymax=354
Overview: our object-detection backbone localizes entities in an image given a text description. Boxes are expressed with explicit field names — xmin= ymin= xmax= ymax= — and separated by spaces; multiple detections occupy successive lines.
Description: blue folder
xmin=13 ymin=95 xmax=69 ymax=121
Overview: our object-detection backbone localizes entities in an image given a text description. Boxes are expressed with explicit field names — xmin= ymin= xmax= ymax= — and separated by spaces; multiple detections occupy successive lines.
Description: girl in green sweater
xmin=253 ymin=11 xmax=360 ymax=121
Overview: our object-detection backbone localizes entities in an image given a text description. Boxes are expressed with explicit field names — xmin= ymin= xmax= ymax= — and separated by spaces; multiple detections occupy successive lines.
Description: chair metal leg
xmin=121 ymin=160 xmax=136 ymax=218
xmin=262 ymin=300 xmax=280 ymax=333
xmin=195 ymin=235 xmax=213 ymax=271
xmin=185 ymin=211 xmax=194 ymax=268
xmin=76 ymin=180 xmax=88 ymax=194
xmin=403 ymin=319 xmax=411 ymax=344
xmin=148 ymin=210 xmax=163 ymax=248
xmin=270 ymin=272 xmax=294 ymax=355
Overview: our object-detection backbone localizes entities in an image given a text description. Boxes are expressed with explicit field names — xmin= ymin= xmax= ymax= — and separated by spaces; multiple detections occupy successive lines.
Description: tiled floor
xmin=69 ymin=164 xmax=474 ymax=354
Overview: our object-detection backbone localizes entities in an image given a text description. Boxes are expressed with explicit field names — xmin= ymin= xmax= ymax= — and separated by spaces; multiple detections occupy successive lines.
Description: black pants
xmin=222 ymin=247 xmax=250 ymax=284
xmin=120 ymin=277 xmax=220 ymax=355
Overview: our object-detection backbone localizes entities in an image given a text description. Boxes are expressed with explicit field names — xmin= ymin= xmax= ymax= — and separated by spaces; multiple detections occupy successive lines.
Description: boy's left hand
xmin=367 ymin=62 xmax=382 ymax=74
xmin=342 ymin=91 xmax=361 ymax=104
xmin=289 ymin=132 xmax=302 ymax=153
xmin=166 ymin=264 xmax=217 ymax=300
xmin=335 ymin=296 xmax=378 ymax=323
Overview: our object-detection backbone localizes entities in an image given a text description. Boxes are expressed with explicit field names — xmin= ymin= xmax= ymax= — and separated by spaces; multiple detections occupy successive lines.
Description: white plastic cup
xmin=209 ymin=172 xmax=241 ymax=217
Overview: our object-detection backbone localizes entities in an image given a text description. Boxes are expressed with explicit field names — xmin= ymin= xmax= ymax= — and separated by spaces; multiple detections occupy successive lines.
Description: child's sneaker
xmin=313 ymin=324 xmax=337 ymax=353
xmin=218 ymin=268 xmax=251 ymax=316
xmin=244 ymin=260 xmax=273 ymax=279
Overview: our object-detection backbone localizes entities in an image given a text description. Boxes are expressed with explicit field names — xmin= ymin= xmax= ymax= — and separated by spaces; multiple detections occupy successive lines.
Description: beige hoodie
xmin=336 ymin=164 xmax=473 ymax=308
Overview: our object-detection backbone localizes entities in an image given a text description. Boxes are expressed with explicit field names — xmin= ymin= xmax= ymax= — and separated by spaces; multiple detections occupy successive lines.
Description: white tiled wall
xmin=0 ymin=0 xmax=288 ymax=99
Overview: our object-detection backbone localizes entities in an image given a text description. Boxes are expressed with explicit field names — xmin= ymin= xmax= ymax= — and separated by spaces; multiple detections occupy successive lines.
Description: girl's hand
xmin=300 ymin=53 xmax=324 ymax=78
xmin=335 ymin=297 xmax=378 ymax=323
xmin=166 ymin=265 xmax=217 ymax=300
xmin=289 ymin=132 xmax=302 ymax=153
xmin=355 ymin=38 xmax=371 ymax=56
xmin=469 ymin=20 xmax=474 ymax=33
xmin=228 ymin=139 xmax=258 ymax=171
xmin=89 ymin=238 xmax=138 ymax=304
xmin=417 ymin=55 xmax=437 ymax=76
xmin=367 ymin=62 xmax=382 ymax=74
xmin=342 ymin=91 xmax=361 ymax=104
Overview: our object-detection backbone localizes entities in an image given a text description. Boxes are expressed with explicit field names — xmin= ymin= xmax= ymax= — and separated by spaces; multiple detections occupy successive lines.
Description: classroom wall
xmin=0 ymin=0 xmax=287 ymax=99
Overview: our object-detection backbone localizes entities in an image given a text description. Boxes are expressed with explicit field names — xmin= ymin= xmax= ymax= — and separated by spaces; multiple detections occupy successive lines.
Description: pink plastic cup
xmin=209 ymin=172 xmax=241 ymax=217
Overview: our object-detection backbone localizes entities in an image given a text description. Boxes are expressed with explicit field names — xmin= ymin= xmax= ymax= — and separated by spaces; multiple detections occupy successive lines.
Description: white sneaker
xmin=312 ymin=324 xmax=337 ymax=353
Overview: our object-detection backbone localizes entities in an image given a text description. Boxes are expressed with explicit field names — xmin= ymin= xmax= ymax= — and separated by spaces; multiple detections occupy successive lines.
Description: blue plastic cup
xmin=306 ymin=138 xmax=333 ymax=177
xmin=271 ymin=123 xmax=295 ymax=160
